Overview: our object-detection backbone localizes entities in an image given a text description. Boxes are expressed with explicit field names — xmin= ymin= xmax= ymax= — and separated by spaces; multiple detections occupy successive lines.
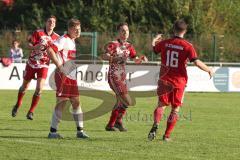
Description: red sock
xmin=154 ymin=107 xmax=164 ymax=124
xmin=164 ymin=112 xmax=179 ymax=138
xmin=16 ymin=91 xmax=25 ymax=108
xmin=117 ymin=107 xmax=126 ymax=124
xmin=29 ymin=94 xmax=40 ymax=113
xmin=107 ymin=108 xmax=119 ymax=127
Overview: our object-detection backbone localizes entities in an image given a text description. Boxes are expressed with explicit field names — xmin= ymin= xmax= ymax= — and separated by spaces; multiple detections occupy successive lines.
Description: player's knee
xmin=128 ymin=98 xmax=136 ymax=106
xmin=123 ymin=95 xmax=134 ymax=106
xmin=125 ymin=99 xmax=131 ymax=106
xmin=34 ymin=89 xmax=42 ymax=96
xmin=156 ymin=105 xmax=166 ymax=111
xmin=71 ymin=99 xmax=80 ymax=109
xmin=19 ymin=86 xmax=27 ymax=93
xmin=171 ymin=106 xmax=180 ymax=113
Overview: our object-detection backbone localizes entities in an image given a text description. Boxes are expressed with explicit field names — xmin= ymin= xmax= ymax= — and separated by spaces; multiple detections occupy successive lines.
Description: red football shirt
xmin=105 ymin=39 xmax=136 ymax=81
xmin=154 ymin=36 xmax=198 ymax=87
xmin=28 ymin=29 xmax=59 ymax=68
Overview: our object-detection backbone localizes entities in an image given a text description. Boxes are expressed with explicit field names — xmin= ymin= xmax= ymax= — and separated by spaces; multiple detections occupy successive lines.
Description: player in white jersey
xmin=46 ymin=18 xmax=89 ymax=139
xmin=12 ymin=15 xmax=59 ymax=120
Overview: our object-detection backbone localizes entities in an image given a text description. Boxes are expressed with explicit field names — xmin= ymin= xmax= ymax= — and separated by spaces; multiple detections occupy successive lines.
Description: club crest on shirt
xmin=116 ymin=46 xmax=130 ymax=57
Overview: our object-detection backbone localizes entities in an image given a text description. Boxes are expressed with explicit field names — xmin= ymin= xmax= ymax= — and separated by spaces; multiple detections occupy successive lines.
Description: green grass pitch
xmin=0 ymin=90 xmax=239 ymax=160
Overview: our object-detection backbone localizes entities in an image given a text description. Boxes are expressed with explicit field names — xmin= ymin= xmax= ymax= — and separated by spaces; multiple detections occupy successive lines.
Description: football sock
xmin=116 ymin=104 xmax=127 ymax=124
xmin=50 ymin=127 xmax=57 ymax=133
xmin=107 ymin=107 xmax=119 ymax=127
xmin=77 ymin=127 xmax=83 ymax=132
xmin=50 ymin=108 xmax=62 ymax=132
xmin=154 ymin=107 xmax=164 ymax=124
xmin=16 ymin=87 xmax=25 ymax=108
xmin=29 ymin=93 xmax=40 ymax=113
xmin=72 ymin=107 xmax=84 ymax=131
xmin=164 ymin=111 xmax=179 ymax=138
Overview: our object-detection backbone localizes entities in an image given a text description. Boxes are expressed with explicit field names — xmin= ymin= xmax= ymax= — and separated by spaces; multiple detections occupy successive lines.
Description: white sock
xmin=72 ymin=107 xmax=84 ymax=130
xmin=50 ymin=108 xmax=62 ymax=131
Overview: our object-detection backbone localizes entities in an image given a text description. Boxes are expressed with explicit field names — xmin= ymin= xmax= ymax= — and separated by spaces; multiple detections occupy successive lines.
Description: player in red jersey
xmin=11 ymin=15 xmax=59 ymax=120
xmin=46 ymin=19 xmax=89 ymax=139
xmin=148 ymin=19 xmax=214 ymax=141
xmin=102 ymin=22 xmax=148 ymax=132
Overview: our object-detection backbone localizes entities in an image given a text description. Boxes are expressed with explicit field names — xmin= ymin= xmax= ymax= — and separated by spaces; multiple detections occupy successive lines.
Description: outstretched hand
xmin=208 ymin=68 xmax=214 ymax=79
xmin=140 ymin=55 xmax=148 ymax=62
xmin=152 ymin=34 xmax=163 ymax=46
xmin=134 ymin=55 xmax=148 ymax=64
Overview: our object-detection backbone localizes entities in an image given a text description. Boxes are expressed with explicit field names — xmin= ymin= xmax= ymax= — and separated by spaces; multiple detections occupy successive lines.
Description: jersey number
xmin=166 ymin=50 xmax=179 ymax=68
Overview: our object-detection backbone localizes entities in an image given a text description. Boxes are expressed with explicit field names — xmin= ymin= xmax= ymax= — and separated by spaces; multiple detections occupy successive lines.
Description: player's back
xmin=154 ymin=36 xmax=198 ymax=85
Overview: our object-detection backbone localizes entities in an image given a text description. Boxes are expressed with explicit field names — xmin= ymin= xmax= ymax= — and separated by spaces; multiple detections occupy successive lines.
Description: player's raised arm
xmin=152 ymin=34 xmax=163 ymax=54
xmin=128 ymin=44 xmax=148 ymax=64
xmin=152 ymin=34 xmax=163 ymax=47
xmin=193 ymin=59 xmax=214 ymax=79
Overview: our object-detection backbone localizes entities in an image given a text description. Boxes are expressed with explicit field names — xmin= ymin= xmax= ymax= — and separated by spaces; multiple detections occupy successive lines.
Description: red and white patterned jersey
xmin=105 ymin=39 xmax=136 ymax=81
xmin=50 ymin=34 xmax=77 ymax=80
xmin=154 ymin=36 xmax=198 ymax=87
xmin=27 ymin=29 xmax=59 ymax=68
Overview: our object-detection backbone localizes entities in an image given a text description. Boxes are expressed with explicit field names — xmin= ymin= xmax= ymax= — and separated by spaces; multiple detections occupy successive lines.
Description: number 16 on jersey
xmin=166 ymin=50 xmax=179 ymax=68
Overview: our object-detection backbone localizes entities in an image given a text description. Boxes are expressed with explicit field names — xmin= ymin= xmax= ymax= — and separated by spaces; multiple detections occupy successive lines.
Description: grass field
xmin=0 ymin=90 xmax=239 ymax=160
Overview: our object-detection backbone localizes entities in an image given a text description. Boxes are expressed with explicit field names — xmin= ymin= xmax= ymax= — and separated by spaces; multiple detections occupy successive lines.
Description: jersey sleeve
xmin=20 ymin=48 xmax=23 ymax=57
xmin=153 ymin=41 xmax=163 ymax=54
xmin=129 ymin=45 xmax=136 ymax=58
xmin=188 ymin=45 xmax=198 ymax=62
xmin=30 ymin=31 xmax=39 ymax=45
xmin=9 ymin=49 xmax=13 ymax=58
xmin=104 ymin=42 xmax=116 ymax=56
xmin=50 ymin=36 xmax=65 ymax=53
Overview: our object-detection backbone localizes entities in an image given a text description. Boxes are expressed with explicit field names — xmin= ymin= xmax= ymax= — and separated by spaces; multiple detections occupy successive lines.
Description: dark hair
xmin=117 ymin=22 xmax=128 ymax=31
xmin=68 ymin=18 xmax=81 ymax=29
xmin=173 ymin=19 xmax=187 ymax=33
xmin=12 ymin=40 xmax=19 ymax=45
xmin=46 ymin=15 xmax=57 ymax=22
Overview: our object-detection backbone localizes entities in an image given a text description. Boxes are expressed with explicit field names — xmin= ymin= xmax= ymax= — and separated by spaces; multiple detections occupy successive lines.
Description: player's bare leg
xmin=48 ymin=97 xmax=67 ymax=139
xmin=26 ymin=78 xmax=45 ymax=120
xmin=117 ymin=93 xmax=133 ymax=106
xmin=163 ymin=106 xmax=180 ymax=142
xmin=12 ymin=79 xmax=31 ymax=117
xmin=70 ymin=97 xmax=89 ymax=139
xmin=148 ymin=102 xmax=167 ymax=141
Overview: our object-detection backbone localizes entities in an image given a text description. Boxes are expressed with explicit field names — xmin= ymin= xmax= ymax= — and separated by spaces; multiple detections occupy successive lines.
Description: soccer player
xmin=46 ymin=18 xmax=89 ymax=139
xmin=11 ymin=15 xmax=59 ymax=120
xmin=148 ymin=19 xmax=214 ymax=141
xmin=102 ymin=22 xmax=148 ymax=132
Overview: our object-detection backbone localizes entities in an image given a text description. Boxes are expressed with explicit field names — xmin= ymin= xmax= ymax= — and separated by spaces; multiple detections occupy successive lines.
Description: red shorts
xmin=108 ymin=77 xmax=128 ymax=95
xmin=157 ymin=80 xmax=185 ymax=107
xmin=55 ymin=71 xmax=79 ymax=98
xmin=23 ymin=64 xmax=48 ymax=80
